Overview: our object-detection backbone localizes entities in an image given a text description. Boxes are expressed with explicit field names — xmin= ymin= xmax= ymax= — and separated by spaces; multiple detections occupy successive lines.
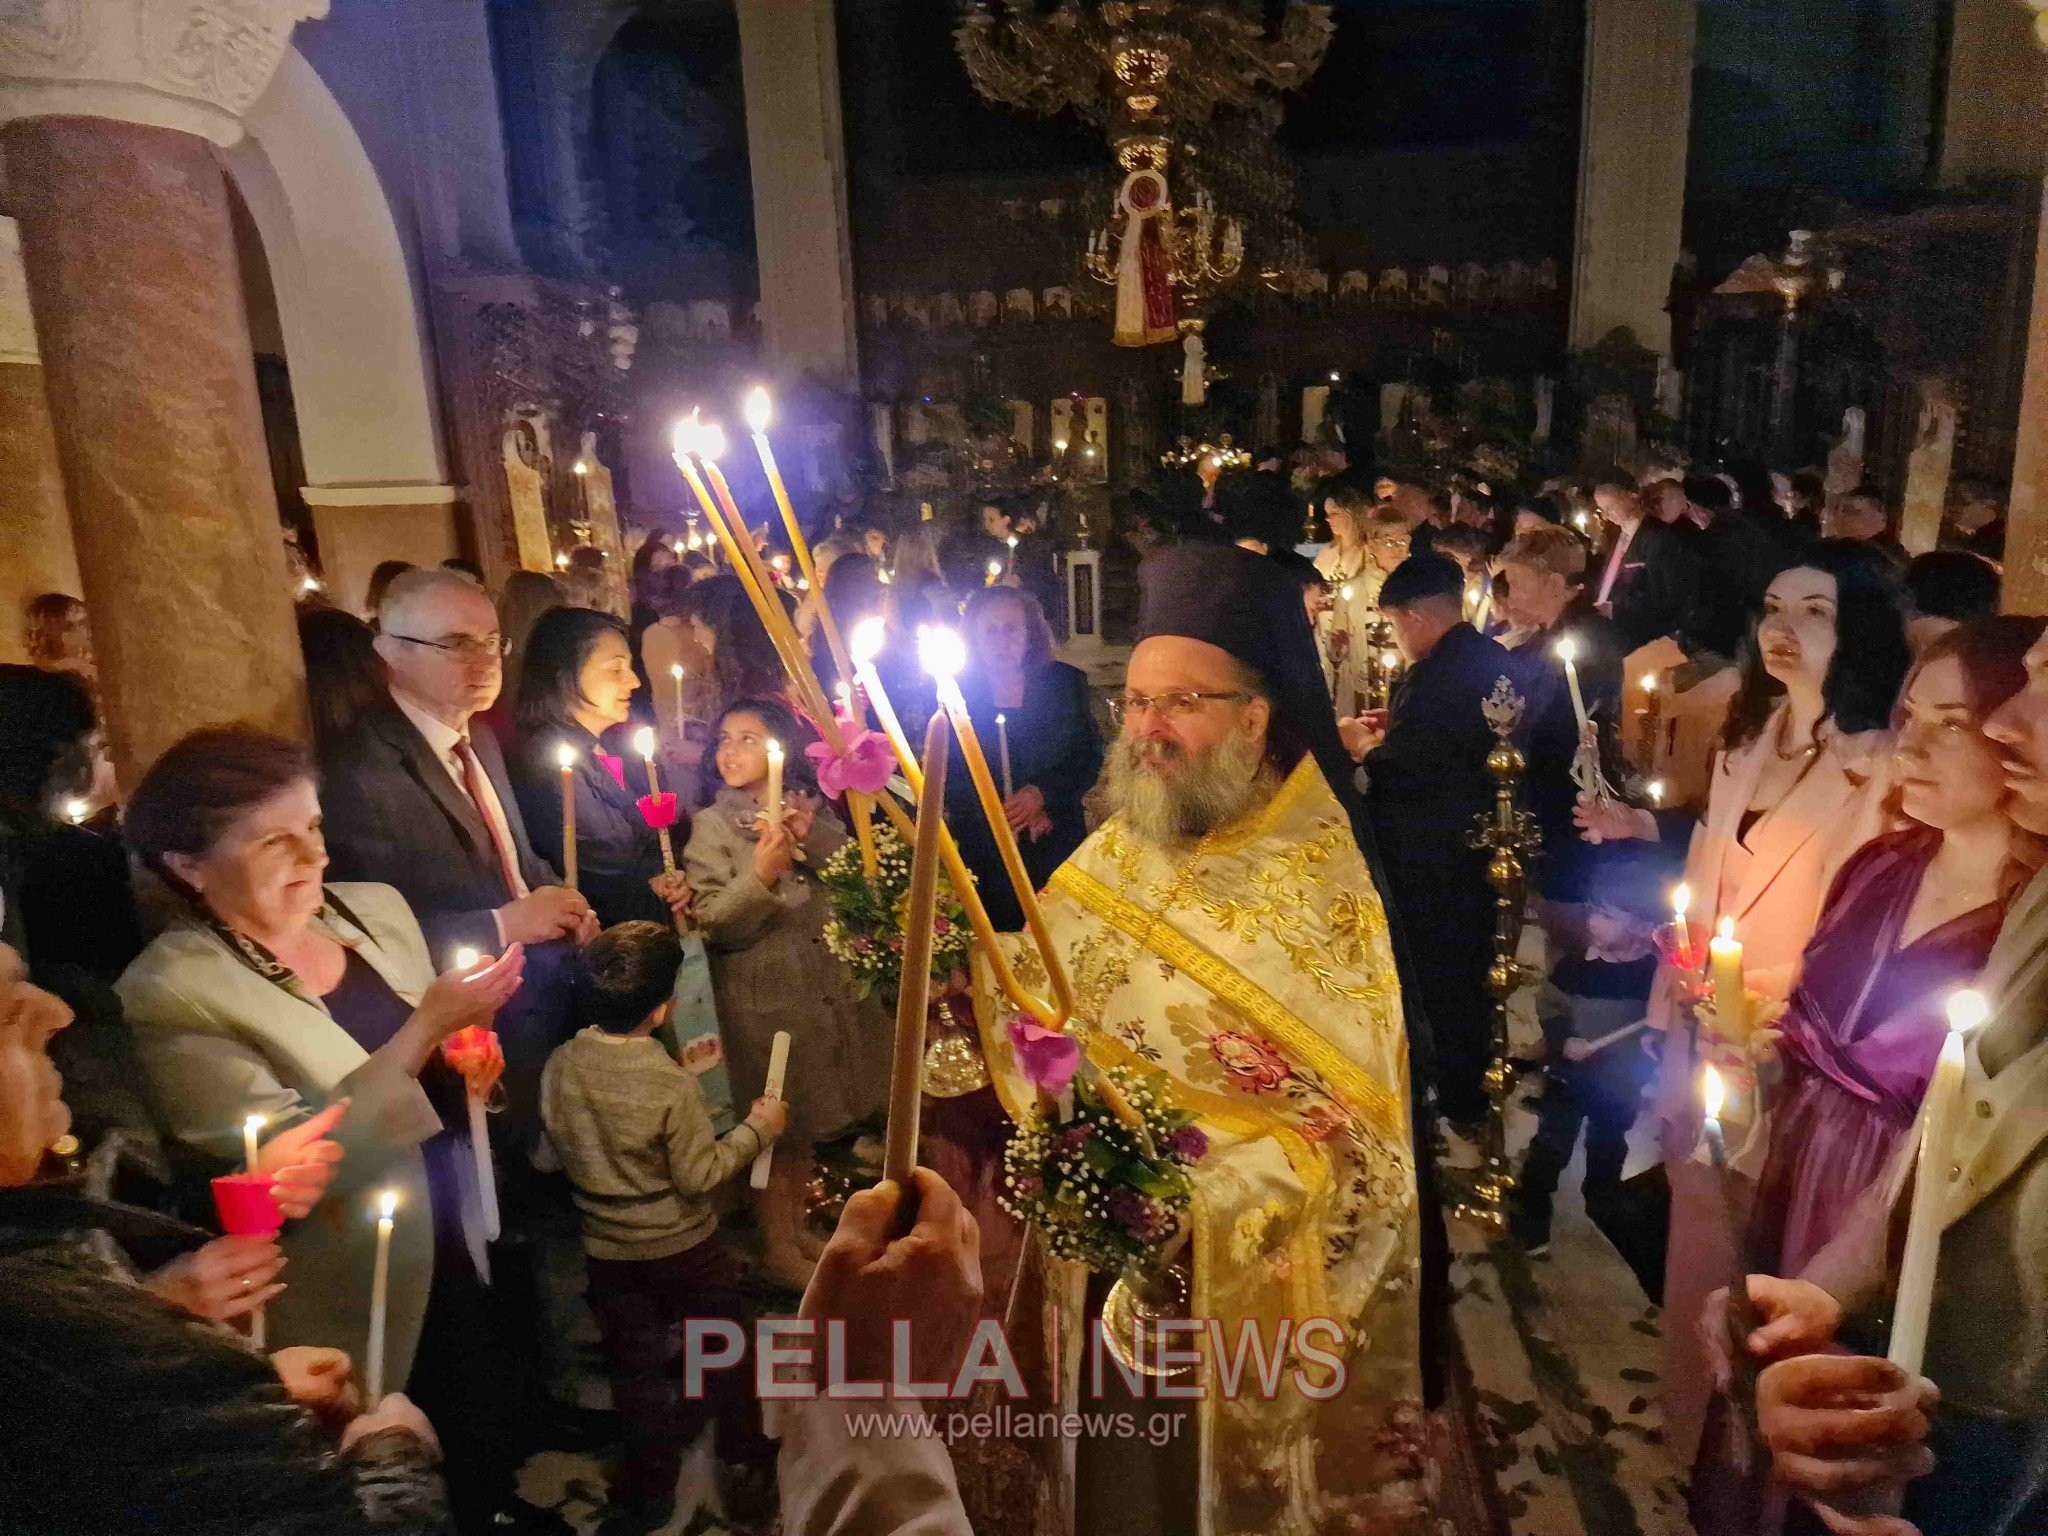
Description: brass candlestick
xmin=1451 ymin=677 xmax=1544 ymax=1226
xmin=1364 ymin=614 xmax=1398 ymax=711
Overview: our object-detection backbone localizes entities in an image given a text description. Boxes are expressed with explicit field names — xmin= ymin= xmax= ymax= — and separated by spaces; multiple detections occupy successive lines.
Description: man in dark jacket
xmin=1344 ymin=554 xmax=1519 ymax=1127
xmin=1591 ymin=480 xmax=1699 ymax=651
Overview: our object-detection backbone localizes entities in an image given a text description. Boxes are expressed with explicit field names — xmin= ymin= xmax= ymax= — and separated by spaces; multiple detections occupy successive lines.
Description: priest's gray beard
xmin=1100 ymin=728 xmax=1277 ymax=850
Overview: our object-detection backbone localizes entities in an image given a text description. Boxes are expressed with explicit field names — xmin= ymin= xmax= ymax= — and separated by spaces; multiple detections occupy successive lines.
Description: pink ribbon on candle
xmin=1006 ymin=1016 xmax=1082 ymax=1096
xmin=805 ymin=728 xmax=897 ymax=798
xmin=637 ymin=792 xmax=680 ymax=830
xmin=594 ymin=752 xmax=627 ymax=791
xmin=442 ymin=1026 xmax=504 ymax=1099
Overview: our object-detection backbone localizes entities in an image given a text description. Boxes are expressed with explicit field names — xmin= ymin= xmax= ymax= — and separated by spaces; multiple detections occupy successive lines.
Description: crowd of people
xmin=0 ymin=440 xmax=2034 ymax=1536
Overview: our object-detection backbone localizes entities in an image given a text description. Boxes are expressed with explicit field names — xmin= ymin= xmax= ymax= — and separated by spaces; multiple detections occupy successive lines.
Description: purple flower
xmin=1107 ymin=1187 xmax=1171 ymax=1242
xmin=1055 ymin=1124 xmax=1093 ymax=1156
xmin=1167 ymin=1125 xmax=1210 ymax=1163
xmin=1008 ymin=1017 xmax=1082 ymax=1097
xmin=1012 ymin=1173 xmax=1043 ymax=1197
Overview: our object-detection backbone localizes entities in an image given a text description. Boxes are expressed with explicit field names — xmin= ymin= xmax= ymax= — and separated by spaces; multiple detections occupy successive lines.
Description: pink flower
xmin=1007 ymin=1017 xmax=1082 ymax=1097
xmin=806 ymin=729 xmax=897 ymax=798
xmin=1209 ymin=1030 xmax=1293 ymax=1093
xmin=636 ymin=792 xmax=680 ymax=830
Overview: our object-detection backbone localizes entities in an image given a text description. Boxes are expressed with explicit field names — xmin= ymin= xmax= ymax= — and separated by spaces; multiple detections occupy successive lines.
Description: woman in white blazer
xmin=1580 ymin=542 xmax=1912 ymax=1467
xmin=113 ymin=731 xmax=522 ymax=1466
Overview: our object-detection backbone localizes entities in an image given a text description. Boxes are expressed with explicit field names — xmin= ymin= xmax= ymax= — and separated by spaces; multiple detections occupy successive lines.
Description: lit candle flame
xmin=670 ymin=409 xmax=703 ymax=460
xmin=851 ymin=616 xmax=887 ymax=667
xmin=633 ymin=726 xmax=656 ymax=761
xmin=377 ymin=1189 xmax=398 ymax=1221
xmin=556 ymin=742 xmax=579 ymax=770
xmin=1053 ymin=439 xmax=1069 ymax=454
xmin=572 ymin=459 xmax=589 ymax=476
xmin=554 ymin=553 xmax=570 ymax=570
xmin=918 ymin=625 xmax=967 ymax=683
xmin=453 ymin=947 xmax=479 ymax=971
xmin=699 ymin=423 xmax=727 ymax=461
xmin=63 ymin=799 xmax=89 ymax=824
xmin=1717 ymin=914 xmax=1736 ymax=943
xmin=1947 ymin=988 xmax=1990 ymax=1035
xmin=1642 ymin=672 xmax=1660 ymax=694
xmin=1554 ymin=636 xmax=1578 ymax=664
xmin=670 ymin=663 xmax=685 ymax=681
xmin=1008 ymin=534 xmax=1019 ymax=550
xmin=1647 ymin=779 xmax=1666 ymax=806
xmin=987 ymin=559 xmax=1004 ymax=577
xmin=1701 ymin=1064 xmax=1725 ymax=1122
xmin=1672 ymin=883 xmax=1692 ymax=918
xmin=244 ymin=1113 xmax=266 ymax=1140
xmin=745 ymin=386 xmax=772 ymax=435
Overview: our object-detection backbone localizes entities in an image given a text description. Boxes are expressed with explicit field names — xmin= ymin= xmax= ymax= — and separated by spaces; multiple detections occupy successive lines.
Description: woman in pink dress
xmin=1750 ymin=615 xmax=2048 ymax=1276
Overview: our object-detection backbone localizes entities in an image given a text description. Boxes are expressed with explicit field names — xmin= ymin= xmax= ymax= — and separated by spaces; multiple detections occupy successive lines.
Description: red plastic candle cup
xmin=212 ymin=1173 xmax=284 ymax=1238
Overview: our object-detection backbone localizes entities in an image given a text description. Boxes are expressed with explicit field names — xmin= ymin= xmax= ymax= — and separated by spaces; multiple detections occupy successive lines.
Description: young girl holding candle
xmin=682 ymin=697 xmax=889 ymax=1287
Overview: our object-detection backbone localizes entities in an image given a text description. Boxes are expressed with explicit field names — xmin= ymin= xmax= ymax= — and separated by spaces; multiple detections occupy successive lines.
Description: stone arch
xmin=221 ymin=47 xmax=445 ymax=490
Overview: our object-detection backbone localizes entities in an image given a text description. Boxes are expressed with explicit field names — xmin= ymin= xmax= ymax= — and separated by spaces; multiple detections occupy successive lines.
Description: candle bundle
xmin=882 ymin=711 xmax=951 ymax=1191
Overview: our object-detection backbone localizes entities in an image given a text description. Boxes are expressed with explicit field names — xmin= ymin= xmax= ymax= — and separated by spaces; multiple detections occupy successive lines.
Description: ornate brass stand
xmin=1450 ymin=678 xmax=1543 ymax=1226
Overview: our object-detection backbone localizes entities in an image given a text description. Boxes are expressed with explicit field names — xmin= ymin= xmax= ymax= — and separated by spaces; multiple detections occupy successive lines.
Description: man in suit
xmin=321 ymin=569 xmax=596 ymax=1533
xmin=1341 ymin=554 xmax=1518 ymax=1131
xmin=1592 ymin=480 xmax=1700 ymax=651
xmin=1717 ymin=619 xmax=2048 ymax=1535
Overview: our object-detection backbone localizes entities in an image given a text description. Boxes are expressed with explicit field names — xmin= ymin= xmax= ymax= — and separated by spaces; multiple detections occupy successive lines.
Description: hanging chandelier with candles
xmin=956 ymin=1 xmax=1333 ymax=325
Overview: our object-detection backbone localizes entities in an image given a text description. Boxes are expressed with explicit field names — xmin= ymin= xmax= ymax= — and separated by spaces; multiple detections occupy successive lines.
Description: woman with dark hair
xmin=508 ymin=606 xmax=687 ymax=930
xmin=943 ymin=587 xmax=1102 ymax=932
xmin=682 ymin=695 xmax=886 ymax=1287
xmin=115 ymin=727 xmax=533 ymax=1531
xmin=0 ymin=665 xmax=133 ymax=978
xmin=677 ymin=573 xmax=791 ymax=722
xmin=1693 ymin=618 xmax=2048 ymax=1528
xmin=806 ymin=549 xmax=885 ymax=696
xmin=299 ymin=608 xmax=388 ymax=764
xmin=1629 ymin=539 xmax=1911 ymax=1467
xmin=22 ymin=592 xmax=93 ymax=680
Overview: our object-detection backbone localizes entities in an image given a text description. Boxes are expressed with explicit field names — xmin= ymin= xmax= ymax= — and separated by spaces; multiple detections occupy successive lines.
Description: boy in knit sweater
xmin=541 ymin=921 xmax=785 ymax=1535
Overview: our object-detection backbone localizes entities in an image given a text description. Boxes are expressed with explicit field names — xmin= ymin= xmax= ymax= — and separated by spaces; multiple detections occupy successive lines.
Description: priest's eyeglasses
xmin=1108 ymin=690 xmax=1250 ymax=725
xmin=388 ymin=632 xmax=510 ymax=661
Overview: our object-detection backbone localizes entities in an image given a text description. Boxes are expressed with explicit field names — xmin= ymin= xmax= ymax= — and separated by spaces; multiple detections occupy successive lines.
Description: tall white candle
xmin=669 ymin=663 xmax=686 ymax=732
xmin=749 ymin=1030 xmax=792 ymax=1191
xmin=366 ymin=1190 xmax=397 ymax=1402
xmin=996 ymin=713 xmax=1014 ymax=798
xmin=556 ymin=742 xmax=580 ymax=890
xmin=764 ymin=739 xmax=785 ymax=833
xmin=243 ymin=1114 xmax=264 ymax=1175
xmin=1555 ymin=636 xmax=1590 ymax=727
xmin=1888 ymin=989 xmax=1987 ymax=1374
xmin=469 ymin=1096 xmax=499 ymax=1242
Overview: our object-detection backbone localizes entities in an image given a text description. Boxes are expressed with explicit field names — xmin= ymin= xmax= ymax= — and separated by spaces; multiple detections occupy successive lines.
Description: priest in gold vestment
xmin=975 ymin=544 xmax=1435 ymax=1536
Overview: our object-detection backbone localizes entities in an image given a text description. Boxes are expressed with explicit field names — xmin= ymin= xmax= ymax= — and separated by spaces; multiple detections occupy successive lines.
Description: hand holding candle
xmin=1888 ymin=988 xmax=1987 ymax=1375
xmin=764 ymin=737 xmax=785 ymax=832
xmin=748 ymin=1030 xmax=793 ymax=1191
xmin=441 ymin=946 xmax=505 ymax=1242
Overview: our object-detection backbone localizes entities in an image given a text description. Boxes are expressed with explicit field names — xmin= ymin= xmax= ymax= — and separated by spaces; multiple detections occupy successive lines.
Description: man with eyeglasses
xmin=980 ymin=541 xmax=1435 ymax=1535
xmin=317 ymin=567 xmax=600 ymax=1532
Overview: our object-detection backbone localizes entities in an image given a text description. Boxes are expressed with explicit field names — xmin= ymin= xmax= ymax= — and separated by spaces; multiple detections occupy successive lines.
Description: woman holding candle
xmin=941 ymin=587 xmax=1103 ymax=933
xmin=1746 ymin=617 xmax=2046 ymax=1275
xmin=1625 ymin=541 xmax=1912 ymax=1465
xmin=0 ymin=944 xmax=452 ymax=1535
xmin=682 ymin=697 xmax=888 ymax=1287
xmin=114 ymin=727 xmax=540 ymax=1530
xmin=509 ymin=606 xmax=691 ymax=929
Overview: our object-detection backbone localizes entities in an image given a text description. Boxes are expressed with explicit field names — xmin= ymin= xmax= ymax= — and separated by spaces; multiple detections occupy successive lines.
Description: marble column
xmin=4 ymin=117 xmax=305 ymax=779
xmin=1567 ymin=0 xmax=1697 ymax=356
xmin=2002 ymin=9 xmax=2048 ymax=613
xmin=0 ymin=218 xmax=80 ymax=665
xmin=735 ymin=0 xmax=859 ymax=384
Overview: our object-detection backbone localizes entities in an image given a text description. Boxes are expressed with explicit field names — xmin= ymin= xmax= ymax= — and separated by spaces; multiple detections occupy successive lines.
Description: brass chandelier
xmin=956 ymin=1 xmax=1333 ymax=297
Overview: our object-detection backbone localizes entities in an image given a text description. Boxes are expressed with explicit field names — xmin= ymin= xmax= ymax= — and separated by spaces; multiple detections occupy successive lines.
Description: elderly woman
xmin=508 ymin=606 xmax=690 ymax=929
xmin=0 ymin=941 xmax=450 ymax=1533
xmin=115 ymin=727 xmax=531 ymax=1530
